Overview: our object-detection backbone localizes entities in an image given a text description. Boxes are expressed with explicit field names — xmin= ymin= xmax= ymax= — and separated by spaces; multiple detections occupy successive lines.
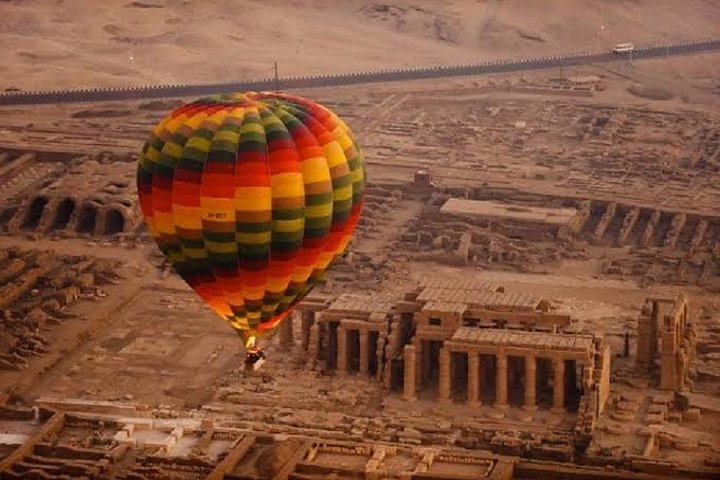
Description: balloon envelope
xmin=137 ymin=92 xmax=365 ymax=347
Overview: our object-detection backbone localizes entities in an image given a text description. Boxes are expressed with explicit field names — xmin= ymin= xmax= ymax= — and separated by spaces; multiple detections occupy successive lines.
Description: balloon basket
xmin=244 ymin=348 xmax=266 ymax=372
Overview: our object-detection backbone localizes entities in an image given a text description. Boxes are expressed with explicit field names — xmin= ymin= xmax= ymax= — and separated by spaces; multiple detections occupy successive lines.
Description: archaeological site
xmin=1 ymin=1 xmax=720 ymax=479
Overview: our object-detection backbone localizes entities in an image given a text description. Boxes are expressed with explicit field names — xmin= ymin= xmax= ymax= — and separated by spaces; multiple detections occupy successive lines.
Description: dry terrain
xmin=1 ymin=1 xmax=720 ymax=479
xmin=0 ymin=0 xmax=719 ymax=90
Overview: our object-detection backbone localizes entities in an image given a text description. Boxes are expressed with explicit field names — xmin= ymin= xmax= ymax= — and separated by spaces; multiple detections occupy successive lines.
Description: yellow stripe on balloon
xmin=173 ymin=206 xmax=202 ymax=229
xmin=244 ymin=289 xmax=265 ymax=301
xmin=214 ymin=129 xmax=240 ymax=144
xmin=270 ymin=173 xmax=304 ymax=198
xmin=304 ymin=203 xmax=333 ymax=218
xmin=239 ymin=121 xmax=265 ymax=135
xmin=208 ymin=109 xmax=230 ymax=124
xmin=301 ymin=157 xmax=331 ymax=184
xmin=183 ymin=248 xmax=207 ymax=260
xmin=315 ymin=251 xmax=334 ymax=270
xmin=203 ymin=241 xmax=238 ymax=254
xmin=334 ymin=133 xmax=353 ymax=150
xmin=167 ymin=251 xmax=185 ymax=263
xmin=351 ymin=166 xmax=364 ymax=183
xmin=235 ymin=231 xmax=272 ymax=245
xmin=186 ymin=136 xmax=211 ymax=152
xmin=145 ymin=147 xmax=160 ymax=162
xmin=272 ymin=218 xmax=304 ymax=233
xmin=334 ymin=185 xmax=353 ymax=201
xmin=155 ymin=213 xmax=175 ymax=234
xmin=266 ymin=277 xmax=289 ymax=293
xmin=235 ymin=187 xmax=271 ymax=210
xmin=323 ymin=142 xmax=347 ymax=168
xmin=201 ymin=198 xmax=235 ymax=218
xmin=291 ymin=266 xmax=313 ymax=282
xmin=185 ymin=111 xmax=209 ymax=129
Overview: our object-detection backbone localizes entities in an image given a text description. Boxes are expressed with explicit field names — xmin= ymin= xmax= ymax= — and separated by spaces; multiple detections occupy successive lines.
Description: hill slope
xmin=0 ymin=0 xmax=718 ymax=90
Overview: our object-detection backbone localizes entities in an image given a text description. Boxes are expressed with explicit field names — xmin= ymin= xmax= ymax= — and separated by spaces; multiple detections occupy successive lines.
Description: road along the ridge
xmin=1 ymin=38 xmax=719 ymax=106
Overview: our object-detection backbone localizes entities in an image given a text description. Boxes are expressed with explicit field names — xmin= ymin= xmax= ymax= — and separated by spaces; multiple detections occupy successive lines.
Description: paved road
xmin=1 ymin=38 xmax=718 ymax=106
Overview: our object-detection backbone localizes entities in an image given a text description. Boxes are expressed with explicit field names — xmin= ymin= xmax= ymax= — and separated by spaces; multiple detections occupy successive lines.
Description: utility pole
xmin=274 ymin=61 xmax=279 ymax=92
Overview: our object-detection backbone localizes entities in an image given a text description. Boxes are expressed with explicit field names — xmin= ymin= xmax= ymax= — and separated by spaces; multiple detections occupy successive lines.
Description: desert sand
xmin=1 ymin=1 xmax=720 ymax=479
xmin=1 ymin=0 xmax=719 ymax=90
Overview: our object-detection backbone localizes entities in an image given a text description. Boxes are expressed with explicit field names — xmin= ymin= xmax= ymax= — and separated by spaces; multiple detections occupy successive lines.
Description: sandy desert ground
xmin=0 ymin=1 xmax=720 ymax=479
xmin=0 ymin=0 xmax=720 ymax=90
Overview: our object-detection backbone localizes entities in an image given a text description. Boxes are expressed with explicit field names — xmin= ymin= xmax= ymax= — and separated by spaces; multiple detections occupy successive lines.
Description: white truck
xmin=612 ymin=43 xmax=635 ymax=54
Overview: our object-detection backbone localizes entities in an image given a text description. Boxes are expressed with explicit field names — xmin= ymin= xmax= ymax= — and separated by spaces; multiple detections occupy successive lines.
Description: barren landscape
xmin=1 ymin=1 xmax=720 ymax=479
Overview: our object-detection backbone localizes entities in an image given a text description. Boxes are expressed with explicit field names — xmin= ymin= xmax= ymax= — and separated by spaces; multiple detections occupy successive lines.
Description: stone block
xmin=667 ymin=412 xmax=682 ymax=423
xmin=643 ymin=413 xmax=664 ymax=425
xmin=616 ymin=400 xmax=639 ymax=413
xmin=657 ymin=432 xmax=674 ymax=449
xmin=602 ymin=422 xmax=629 ymax=435
xmin=611 ymin=410 xmax=634 ymax=422
xmin=683 ymin=408 xmax=701 ymax=422
xmin=647 ymin=403 xmax=667 ymax=417
xmin=673 ymin=438 xmax=698 ymax=451
xmin=651 ymin=393 xmax=673 ymax=405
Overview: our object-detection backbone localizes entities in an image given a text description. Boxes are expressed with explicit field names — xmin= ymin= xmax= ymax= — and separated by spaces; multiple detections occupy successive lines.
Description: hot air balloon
xmin=136 ymin=92 xmax=365 ymax=368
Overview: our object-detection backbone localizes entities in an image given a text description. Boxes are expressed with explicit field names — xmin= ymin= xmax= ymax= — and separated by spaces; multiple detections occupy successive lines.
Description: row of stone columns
xmin=280 ymin=310 xmax=319 ymax=349
xmin=405 ymin=346 xmax=569 ymax=412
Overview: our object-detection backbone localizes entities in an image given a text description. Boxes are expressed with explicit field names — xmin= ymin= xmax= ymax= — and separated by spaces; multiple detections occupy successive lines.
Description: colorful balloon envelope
xmin=137 ymin=92 xmax=365 ymax=349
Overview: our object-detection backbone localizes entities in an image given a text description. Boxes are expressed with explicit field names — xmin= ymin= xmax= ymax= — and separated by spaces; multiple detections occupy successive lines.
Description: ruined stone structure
xmin=0 ymin=248 xmax=121 ymax=371
xmin=440 ymin=198 xmax=582 ymax=241
xmin=302 ymin=293 xmax=395 ymax=380
xmin=404 ymin=169 xmax=437 ymax=200
xmin=0 ymin=400 xmax=520 ymax=480
xmin=294 ymin=278 xmax=611 ymax=416
xmin=3 ymin=396 xmax=716 ymax=480
xmin=406 ymin=328 xmax=609 ymax=414
xmin=636 ymin=293 xmax=697 ymax=391
xmin=287 ymin=295 xmax=332 ymax=358
xmin=396 ymin=279 xmax=610 ymax=413
xmin=2 ymin=158 xmax=139 ymax=237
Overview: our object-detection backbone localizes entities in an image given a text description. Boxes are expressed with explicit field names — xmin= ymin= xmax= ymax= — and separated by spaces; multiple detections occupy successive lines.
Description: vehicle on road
xmin=613 ymin=43 xmax=635 ymax=53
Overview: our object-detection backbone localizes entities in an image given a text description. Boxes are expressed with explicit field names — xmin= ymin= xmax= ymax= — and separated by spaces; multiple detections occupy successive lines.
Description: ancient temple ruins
xmin=636 ymin=293 xmax=697 ymax=390
xmin=288 ymin=278 xmax=612 ymax=416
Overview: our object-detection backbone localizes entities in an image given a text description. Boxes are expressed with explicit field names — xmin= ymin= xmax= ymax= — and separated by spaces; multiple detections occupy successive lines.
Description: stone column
xmin=438 ymin=347 xmax=451 ymax=402
xmin=279 ymin=312 xmax=294 ymax=348
xmin=337 ymin=326 xmax=347 ymax=373
xmin=524 ymin=355 xmax=537 ymax=411
xmin=359 ymin=329 xmax=369 ymax=375
xmin=552 ymin=357 xmax=565 ymax=412
xmin=467 ymin=352 xmax=480 ymax=406
xmin=307 ymin=322 xmax=320 ymax=359
xmin=495 ymin=352 xmax=508 ymax=408
xmin=583 ymin=364 xmax=593 ymax=391
xmin=403 ymin=345 xmax=417 ymax=401
xmin=301 ymin=310 xmax=314 ymax=351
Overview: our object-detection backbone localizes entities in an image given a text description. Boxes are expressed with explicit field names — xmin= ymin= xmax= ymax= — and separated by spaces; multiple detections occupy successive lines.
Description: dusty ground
xmin=1 ymin=1 xmax=720 ymax=476
xmin=1 ymin=0 xmax=719 ymax=90
xmin=1 ymin=56 xmax=720 ymax=470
